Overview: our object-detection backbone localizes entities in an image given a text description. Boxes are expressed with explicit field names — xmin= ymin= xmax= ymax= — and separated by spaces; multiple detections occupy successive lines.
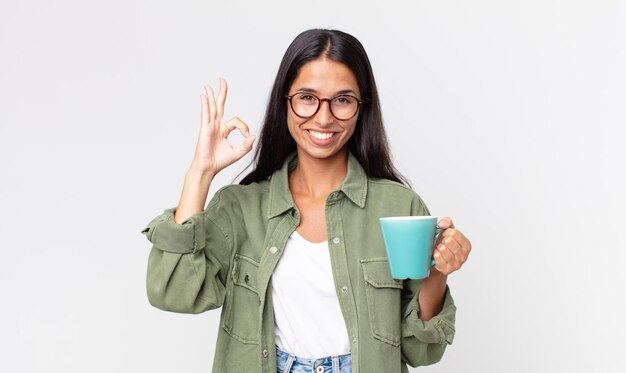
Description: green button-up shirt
xmin=142 ymin=151 xmax=456 ymax=372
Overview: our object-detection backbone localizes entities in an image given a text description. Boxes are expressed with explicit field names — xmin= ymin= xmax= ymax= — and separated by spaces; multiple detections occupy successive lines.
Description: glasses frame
xmin=285 ymin=92 xmax=363 ymax=121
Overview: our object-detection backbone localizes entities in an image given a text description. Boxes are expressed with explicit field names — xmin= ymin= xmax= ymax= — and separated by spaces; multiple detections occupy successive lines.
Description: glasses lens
xmin=331 ymin=95 xmax=359 ymax=120
xmin=292 ymin=93 xmax=319 ymax=118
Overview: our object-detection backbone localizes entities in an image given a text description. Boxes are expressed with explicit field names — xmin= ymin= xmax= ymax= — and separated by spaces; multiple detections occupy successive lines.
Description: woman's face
xmin=286 ymin=58 xmax=361 ymax=161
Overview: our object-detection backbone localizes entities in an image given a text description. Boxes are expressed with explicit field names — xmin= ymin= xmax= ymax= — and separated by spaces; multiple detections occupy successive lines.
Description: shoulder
xmin=367 ymin=178 xmax=418 ymax=198
xmin=366 ymin=177 xmax=430 ymax=215
xmin=205 ymin=180 xmax=271 ymax=211
xmin=215 ymin=180 xmax=270 ymax=198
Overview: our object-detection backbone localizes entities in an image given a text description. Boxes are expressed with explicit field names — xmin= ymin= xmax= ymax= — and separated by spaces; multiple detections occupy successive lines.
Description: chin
xmin=301 ymin=145 xmax=347 ymax=160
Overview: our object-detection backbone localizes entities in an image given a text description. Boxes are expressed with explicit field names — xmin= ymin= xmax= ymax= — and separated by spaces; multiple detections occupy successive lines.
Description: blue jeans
xmin=276 ymin=346 xmax=352 ymax=373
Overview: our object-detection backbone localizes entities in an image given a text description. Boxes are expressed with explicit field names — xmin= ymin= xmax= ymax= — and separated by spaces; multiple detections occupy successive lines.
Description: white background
xmin=1 ymin=0 xmax=624 ymax=372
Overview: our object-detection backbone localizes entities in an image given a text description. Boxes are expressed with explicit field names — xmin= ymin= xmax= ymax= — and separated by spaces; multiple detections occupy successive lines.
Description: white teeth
xmin=308 ymin=130 xmax=334 ymax=140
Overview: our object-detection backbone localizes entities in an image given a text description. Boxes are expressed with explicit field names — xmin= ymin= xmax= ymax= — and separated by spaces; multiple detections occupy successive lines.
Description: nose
xmin=313 ymin=99 xmax=334 ymax=126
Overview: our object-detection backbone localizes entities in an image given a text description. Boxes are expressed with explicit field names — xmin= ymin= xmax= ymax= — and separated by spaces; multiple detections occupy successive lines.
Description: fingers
xmin=215 ymin=78 xmax=228 ymax=120
xmin=203 ymin=79 xmax=228 ymax=126
xmin=200 ymin=93 xmax=209 ymax=127
xmin=433 ymin=222 xmax=472 ymax=275
xmin=204 ymin=84 xmax=217 ymax=125
xmin=439 ymin=235 xmax=462 ymax=255
xmin=233 ymin=135 xmax=257 ymax=159
xmin=222 ymin=116 xmax=251 ymax=138
xmin=223 ymin=116 xmax=255 ymax=160
xmin=199 ymin=81 xmax=255 ymax=163
xmin=432 ymin=246 xmax=450 ymax=272
xmin=440 ymin=228 xmax=472 ymax=256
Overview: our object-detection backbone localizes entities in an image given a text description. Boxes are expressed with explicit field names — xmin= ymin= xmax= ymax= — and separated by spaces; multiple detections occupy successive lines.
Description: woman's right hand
xmin=190 ymin=78 xmax=256 ymax=176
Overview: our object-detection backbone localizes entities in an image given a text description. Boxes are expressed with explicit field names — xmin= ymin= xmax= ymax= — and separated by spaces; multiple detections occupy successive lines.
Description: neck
xmin=289 ymin=148 xmax=349 ymax=199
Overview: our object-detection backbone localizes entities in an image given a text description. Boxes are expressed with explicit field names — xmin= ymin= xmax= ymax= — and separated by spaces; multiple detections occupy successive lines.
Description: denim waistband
xmin=276 ymin=346 xmax=352 ymax=373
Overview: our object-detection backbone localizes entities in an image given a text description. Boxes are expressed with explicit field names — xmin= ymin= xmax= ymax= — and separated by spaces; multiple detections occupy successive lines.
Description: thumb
xmin=233 ymin=135 xmax=256 ymax=159
xmin=436 ymin=217 xmax=454 ymax=229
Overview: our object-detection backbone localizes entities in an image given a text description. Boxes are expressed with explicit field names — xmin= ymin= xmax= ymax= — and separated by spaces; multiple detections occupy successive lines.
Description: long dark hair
xmin=239 ymin=29 xmax=409 ymax=186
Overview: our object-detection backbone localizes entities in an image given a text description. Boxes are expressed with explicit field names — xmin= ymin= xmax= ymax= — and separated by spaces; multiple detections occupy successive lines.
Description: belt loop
xmin=284 ymin=352 xmax=295 ymax=373
xmin=332 ymin=356 xmax=339 ymax=372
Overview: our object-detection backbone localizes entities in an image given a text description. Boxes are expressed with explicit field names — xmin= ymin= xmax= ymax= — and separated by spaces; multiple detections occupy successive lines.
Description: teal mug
xmin=379 ymin=216 xmax=441 ymax=279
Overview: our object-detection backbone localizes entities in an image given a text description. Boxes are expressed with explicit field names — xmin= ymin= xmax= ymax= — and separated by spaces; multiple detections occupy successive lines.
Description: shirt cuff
xmin=402 ymin=285 xmax=456 ymax=345
xmin=141 ymin=207 xmax=206 ymax=254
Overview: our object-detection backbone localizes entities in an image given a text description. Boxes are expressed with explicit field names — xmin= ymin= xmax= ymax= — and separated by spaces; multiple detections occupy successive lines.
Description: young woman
xmin=142 ymin=29 xmax=472 ymax=373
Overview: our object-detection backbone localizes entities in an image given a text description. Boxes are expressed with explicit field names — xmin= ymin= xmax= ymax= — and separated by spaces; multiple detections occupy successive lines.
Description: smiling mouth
xmin=307 ymin=129 xmax=336 ymax=140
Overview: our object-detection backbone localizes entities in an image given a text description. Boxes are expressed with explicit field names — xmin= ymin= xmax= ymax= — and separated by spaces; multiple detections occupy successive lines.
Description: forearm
xmin=174 ymin=166 xmax=215 ymax=224
xmin=417 ymin=269 xmax=448 ymax=320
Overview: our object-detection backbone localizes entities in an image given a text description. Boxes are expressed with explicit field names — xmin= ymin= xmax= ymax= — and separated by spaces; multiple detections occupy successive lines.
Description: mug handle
xmin=430 ymin=227 xmax=443 ymax=266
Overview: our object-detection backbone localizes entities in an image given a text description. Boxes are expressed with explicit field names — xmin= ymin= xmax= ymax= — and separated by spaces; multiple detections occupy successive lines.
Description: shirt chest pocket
xmin=361 ymin=258 xmax=404 ymax=347
xmin=223 ymin=254 xmax=261 ymax=344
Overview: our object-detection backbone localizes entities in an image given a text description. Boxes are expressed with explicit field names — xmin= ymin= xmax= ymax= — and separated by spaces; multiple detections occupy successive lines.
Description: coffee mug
xmin=379 ymin=216 xmax=441 ymax=279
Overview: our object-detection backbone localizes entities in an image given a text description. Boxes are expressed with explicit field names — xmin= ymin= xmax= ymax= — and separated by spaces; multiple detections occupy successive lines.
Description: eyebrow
xmin=295 ymin=87 xmax=359 ymax=96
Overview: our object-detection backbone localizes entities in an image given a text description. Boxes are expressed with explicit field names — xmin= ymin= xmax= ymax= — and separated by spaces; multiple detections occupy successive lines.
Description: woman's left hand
xmin=432 ymin=217 xmax=472 ymax=276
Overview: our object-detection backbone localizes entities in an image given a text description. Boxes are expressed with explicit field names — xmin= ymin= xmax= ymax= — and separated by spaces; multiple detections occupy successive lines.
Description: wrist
xmin=428 ymin=266 xmax=448 ymax=281
xmin=423 ymin=268 xmax=448 ymax=288
xmin=187 ymin=164 xmax=216 ymax=180
xmin=417 ymin=268 xmax=448 ymax=320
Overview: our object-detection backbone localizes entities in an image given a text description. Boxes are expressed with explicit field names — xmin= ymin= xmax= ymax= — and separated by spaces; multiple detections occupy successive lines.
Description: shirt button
xmin=262 ymin=348 xmax=268 ymax=358
xmin=331 ymin=192 xmax=338 ymax=198
xmin=269 ymin=246 xmax=278 ymax=254
xmin=353 ymin=337 xmax=357 ymax=344
xmin=332 ymin=237 xmax=340 ymax=244
xmin=341 ymin=285 xmax=348 ymax=293
xmin=316 ymin=366 xmax=324 ymax=373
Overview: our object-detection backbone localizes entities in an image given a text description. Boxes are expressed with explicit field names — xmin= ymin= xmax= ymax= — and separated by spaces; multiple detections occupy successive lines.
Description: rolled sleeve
xmin=140 ymin=204 xmax=231 ymax=314
xmin=402 ymin=285 xmax=456 ymax=345
xmin=141 ymin=207 xmax=206 ymax=254
xmin=400 ymin=285 xmax=456 ymax=367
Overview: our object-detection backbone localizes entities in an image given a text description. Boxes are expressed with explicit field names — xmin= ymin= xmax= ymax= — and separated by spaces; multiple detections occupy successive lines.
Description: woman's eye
xmin=299 ymin=94 xmax=315 ymax=101
xmin=334 ymin=96 xmax=353 ymax=104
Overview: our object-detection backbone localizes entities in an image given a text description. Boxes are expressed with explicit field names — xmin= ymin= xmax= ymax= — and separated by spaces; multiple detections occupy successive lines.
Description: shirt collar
xmin=267 ymin=151 xmax=368 ymax=219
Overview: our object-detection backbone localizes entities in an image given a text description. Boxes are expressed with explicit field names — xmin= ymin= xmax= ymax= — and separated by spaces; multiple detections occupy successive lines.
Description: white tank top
xmin=271 ymin=230 xmax=351 ymax=359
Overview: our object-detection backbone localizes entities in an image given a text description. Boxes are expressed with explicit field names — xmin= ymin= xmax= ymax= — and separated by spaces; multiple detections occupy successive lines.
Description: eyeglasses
xmin=286 ymin=92 xmax=363 ymax=121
